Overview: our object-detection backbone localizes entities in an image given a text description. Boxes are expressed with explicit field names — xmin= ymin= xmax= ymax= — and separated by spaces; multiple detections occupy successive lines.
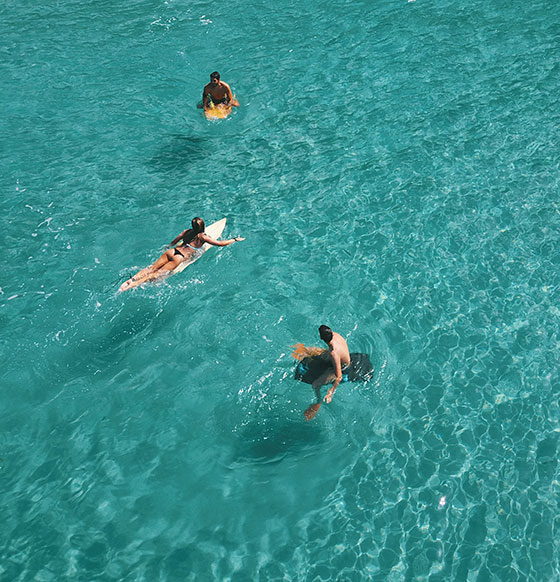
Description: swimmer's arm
xmin=170 ymin=230 xmax=187 ymax=246
xmin=324 ymin=354 xmax=343 ymax=403
xmin=223 ymin=82 xmax=240 ymax=106
xmin=200 ymin=233 xmax=245 ymax=247
xmin=202 ymin=87 xmax=211 ymax=109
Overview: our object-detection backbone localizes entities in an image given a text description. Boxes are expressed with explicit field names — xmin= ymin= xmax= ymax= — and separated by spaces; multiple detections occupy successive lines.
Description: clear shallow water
xmin=2 ymin=0 xmax=560 ymax=580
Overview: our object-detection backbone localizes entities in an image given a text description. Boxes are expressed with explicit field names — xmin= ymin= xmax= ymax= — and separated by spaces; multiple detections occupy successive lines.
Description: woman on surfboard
xmin=119 ymin=217 xmax=244 ymax=291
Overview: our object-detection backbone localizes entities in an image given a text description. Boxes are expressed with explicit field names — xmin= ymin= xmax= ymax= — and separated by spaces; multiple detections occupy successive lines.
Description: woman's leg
xmin=128 ymin=251 xmax=181 ymax=284
xmin=139 ymin=253 xmax=184 ymax=281
xmin=120 ymin=250 xmax=185 ymax=291
xmin=158 ymin=257 xmax=184 ymax=272
xmin=131 ymin=250 xmax=177 ymax=279
xmin=145 ymin=250 xmax=175 ymax=273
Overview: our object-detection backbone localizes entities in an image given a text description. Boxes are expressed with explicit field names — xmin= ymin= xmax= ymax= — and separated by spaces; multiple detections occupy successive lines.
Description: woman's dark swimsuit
xmin=173 ymin=243 xmax=203 ymax=259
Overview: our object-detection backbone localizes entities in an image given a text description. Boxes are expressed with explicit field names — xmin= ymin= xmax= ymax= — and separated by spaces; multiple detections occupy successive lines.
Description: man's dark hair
xmin=210 ymin=71 xmax=220 ymax=80
xmin=319 ymin=325 xmax=333 ymax=343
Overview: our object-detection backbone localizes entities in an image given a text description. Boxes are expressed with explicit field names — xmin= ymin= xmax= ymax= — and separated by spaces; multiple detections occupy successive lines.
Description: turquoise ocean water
xmin=2 ymin=0 xmax=560 ymax=580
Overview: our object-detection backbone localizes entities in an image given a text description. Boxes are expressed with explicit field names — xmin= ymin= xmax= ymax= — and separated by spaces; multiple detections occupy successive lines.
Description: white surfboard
xmin=119 ymin=218 xmax=227 ymax=291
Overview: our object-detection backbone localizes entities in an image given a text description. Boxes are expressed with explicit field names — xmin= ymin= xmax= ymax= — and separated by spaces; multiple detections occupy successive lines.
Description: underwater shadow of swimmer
xmin=232 ymin=416 xmax=324 ymax=466
xmin=148 ymin=135 xmax=208 ymax=175
xmin=51 ymin=301 xmax=172 ymax=386
xmin=96 ymin=304 xmax=169 ymax=356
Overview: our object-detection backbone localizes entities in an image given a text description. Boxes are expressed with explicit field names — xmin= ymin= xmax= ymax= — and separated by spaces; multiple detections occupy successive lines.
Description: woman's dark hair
xmin=319 ymin=325 xmax=333 ymax=343
xmin=182 ymin=217 xmax=205 ymax=244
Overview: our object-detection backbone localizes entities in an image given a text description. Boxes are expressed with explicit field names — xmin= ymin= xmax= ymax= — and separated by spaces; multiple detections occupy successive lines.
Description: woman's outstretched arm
xmin=200 ymin=233 xmax=245 ymax=247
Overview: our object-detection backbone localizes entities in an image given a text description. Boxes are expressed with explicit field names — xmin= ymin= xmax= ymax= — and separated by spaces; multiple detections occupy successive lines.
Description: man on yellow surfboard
xmin=202 ymin=71 xmax=239 ymax=115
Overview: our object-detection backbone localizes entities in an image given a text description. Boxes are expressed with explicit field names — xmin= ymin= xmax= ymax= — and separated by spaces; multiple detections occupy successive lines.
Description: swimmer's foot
xmin=132 ymin=267 xmax=154 ymax=280
xmin=119 ymin=267 xmax=156 ymax=291
xmin=304 ymin=403 xmax=321 ymax=421
xmin=119 ymin=274 xmax=147 ymax=292
xmin=119 ymin=279 xmax=135 ymax=292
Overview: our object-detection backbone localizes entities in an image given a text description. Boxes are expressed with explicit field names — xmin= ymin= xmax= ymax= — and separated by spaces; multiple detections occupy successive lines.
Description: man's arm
xmin=324 ymin=353 xmax=342 ymax=403
xmin=223 ymin=82 xmax=240 ymax=106
xmin=202 ymin=84 xmax=212 ymax=109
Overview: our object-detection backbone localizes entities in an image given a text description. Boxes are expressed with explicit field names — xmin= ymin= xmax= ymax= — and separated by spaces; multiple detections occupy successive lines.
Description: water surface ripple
xmin=2 ymin=0 xmax=560 ymax=580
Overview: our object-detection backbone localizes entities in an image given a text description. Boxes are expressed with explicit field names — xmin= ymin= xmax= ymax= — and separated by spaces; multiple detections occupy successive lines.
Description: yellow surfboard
xmin=204 ymin=103 xmax=232 ymax=120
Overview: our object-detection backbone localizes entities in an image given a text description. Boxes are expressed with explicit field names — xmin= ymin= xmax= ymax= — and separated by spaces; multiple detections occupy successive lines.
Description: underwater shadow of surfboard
xmin=231 ymin=415 xmax=325 ymax=466
xmin=294 ymin=353 xmax=374 ymax=384
xmin=47 ymin=298 xmax=173 ymax=388
xmin=148 ymin=135 xmax=207 ymax=175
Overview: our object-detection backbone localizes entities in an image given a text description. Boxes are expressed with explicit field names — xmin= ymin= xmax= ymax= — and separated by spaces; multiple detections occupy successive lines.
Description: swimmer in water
xmin=202 ymin=71 xmax=240 ymax=110
xmin=119 ymin=217 xmax=244 ymax=291
xmin=304 ymin=325 xmax=351 ymax=421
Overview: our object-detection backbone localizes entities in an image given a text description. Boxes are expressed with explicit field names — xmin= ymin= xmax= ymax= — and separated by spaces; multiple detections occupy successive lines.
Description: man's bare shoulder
xmin=332 ymin=332 xmax=347 ymax=344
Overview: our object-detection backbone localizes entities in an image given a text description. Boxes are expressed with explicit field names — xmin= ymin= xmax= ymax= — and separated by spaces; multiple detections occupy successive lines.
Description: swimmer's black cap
xmin=210 ymin=71 xmax=220 ymax=80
